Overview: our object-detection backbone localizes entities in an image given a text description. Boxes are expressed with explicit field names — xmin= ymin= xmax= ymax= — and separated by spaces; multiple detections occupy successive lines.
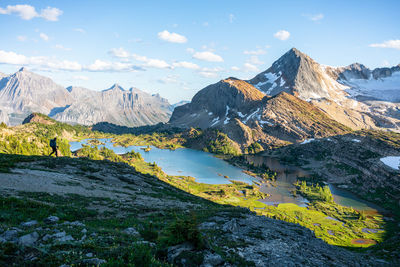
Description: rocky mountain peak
xmin=248 ymin=47 xmax=334 ymax=100
xmin=104 ymin=83 xmax=125 ymax=92
xmin=18 ymin=67 xmax=28 ymax=72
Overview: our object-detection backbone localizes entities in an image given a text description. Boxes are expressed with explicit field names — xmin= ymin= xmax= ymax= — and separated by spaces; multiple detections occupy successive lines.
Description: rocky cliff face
xmin=0 ymin=69 xmax=172 ymax=126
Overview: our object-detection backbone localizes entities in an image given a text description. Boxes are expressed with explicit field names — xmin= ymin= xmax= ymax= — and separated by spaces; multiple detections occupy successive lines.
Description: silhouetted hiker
xmin=49 ymin=137 xmax=58 ymax=157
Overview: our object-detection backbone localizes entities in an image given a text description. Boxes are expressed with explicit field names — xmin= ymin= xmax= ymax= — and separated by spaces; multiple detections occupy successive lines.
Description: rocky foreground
xmin=0 ymin=155 xmax=386 ymax=266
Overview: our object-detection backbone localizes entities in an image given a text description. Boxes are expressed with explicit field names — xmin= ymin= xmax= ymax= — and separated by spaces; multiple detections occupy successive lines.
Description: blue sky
xmin=0 ymin=0 xmax=399 ymax=103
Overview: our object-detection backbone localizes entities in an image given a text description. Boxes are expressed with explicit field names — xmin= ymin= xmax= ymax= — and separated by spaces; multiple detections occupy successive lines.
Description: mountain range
xmin=170 ymin=48 xmax=400 ymax=148
xmin=0 ymin=68 xmax=172 ymax=126
xmin=1 ymin=48 xmax=399 ymax=149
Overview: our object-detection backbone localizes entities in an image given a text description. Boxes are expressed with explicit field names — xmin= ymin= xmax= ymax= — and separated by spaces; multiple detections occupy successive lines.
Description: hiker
xmin=49 ymin=137 xmax=59 ymax=157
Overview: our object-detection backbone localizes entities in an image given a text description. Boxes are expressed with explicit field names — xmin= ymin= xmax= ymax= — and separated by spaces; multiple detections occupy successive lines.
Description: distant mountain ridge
xmin=0 ymin=68 xmax=172 ymax=126
xmin=170 ymin=48 xmax=400 ymax=149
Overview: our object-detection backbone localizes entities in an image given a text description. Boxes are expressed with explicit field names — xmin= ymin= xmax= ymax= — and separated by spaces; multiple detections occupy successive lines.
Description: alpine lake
xmin=70 ymin=138 xmax=387 ymax=248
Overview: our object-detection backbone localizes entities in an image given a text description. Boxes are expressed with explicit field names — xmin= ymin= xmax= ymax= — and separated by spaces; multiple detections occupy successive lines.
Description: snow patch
xmin=210 ymin=117 xmax=220 ymax=126
xmin=352 ymin=139 xmax=361 ymax=143
xmin=380 ymin=156 xmax=400 ymax=170
xmin=224 ymin=117 xmax=230 ymax=125
xmin=342 ymin=72 xmax=400 ymax=102
xmin=243 ymin=108 xmax=260 ymax=124
xmin=300 ymin=138 xmax=315 ymax=144
xmin=254 ymin=71 xmax=280 ymax=91
xmin=208 ymin=112 xmax=213 ymax=115
xmin=259 ymin=120 xmax=273 ymax=126
xmin=237 ymin=111 xmax=246 ymax=118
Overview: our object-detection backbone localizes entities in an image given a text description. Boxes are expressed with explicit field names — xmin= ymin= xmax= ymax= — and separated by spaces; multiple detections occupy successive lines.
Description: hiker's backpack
xmin=50 ymin=139 xmax=56 ymax=148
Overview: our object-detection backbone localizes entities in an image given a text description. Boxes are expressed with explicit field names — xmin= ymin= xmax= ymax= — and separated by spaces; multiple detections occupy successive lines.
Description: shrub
xmin=163 ymin=214 xmax=203 ymax=248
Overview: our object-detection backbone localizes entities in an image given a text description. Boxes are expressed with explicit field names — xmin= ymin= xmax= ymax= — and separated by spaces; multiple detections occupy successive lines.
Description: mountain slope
xmin=247 ymin=48 xmax=400 ymax=131
xmin=0 ymin=68 xmax=172 ymax=126
xmin=170 ymin=78 xmax=350 ymax=149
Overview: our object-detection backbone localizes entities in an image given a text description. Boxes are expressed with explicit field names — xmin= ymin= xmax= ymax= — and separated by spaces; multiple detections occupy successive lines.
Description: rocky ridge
xmin=0 ymin=68 xmax=172 ymax=126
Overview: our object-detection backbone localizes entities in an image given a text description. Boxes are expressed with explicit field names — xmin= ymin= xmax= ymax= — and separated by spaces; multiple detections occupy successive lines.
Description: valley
xmin=0 ymin=114 xmax=399 ymax=265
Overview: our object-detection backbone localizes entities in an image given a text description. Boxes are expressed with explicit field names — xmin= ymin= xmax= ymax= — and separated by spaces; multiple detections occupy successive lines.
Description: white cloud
xmin=74 ymin=28 xmax=86 ymax=34
xmin=17 ymin=35 xmax=27 ymax=42
xmin=303 ymin=13 xmax=324 ymax=21
xmin=109 ymin=47 xmax=130 ymax=58
xmin=0 ymin=50 xmax=28 ymax=65
xmin=47 ymin=60 xmax=81 ymax=71
xmin=244 ymin=49 xmax=266 ymax=55
xmin=55 ymin=44 xmax=71 ymax=51
xmin=0 ymin=4 xmax=62 ymax=21
xmin=247 ymin=56 xmax=264 ymax=65
xmin=369 ymin=40 xmax=400 ymax=50
xmin=73 ymin=75 xmax=89 ymax=81
xmin=0 ymin=50 xmax=81 ymax=71
xmin=274 ymin=30 xmax=290 ymax=41
xmin=39 ymin=33 xmax=49 ymax=41
xmin=157 ymin=75 xmax=179 ymax=84
xmin=144 ymin=58 xmax=171 ymax=69
xmin=172 ymin=61 xmax=200 ymax=70
xmin=158 ymin=30 xmax=187 ymax=43
xmin=203 ymin=22 xmax=209 ymax=27
xmin=243 ymin=63 xmax=259 ymax=72
xmin=193 ymin=51 xmax=223 ymax=62
xmin=199 ymin=71 xmax=218 ymax=78
xmin=197 ymin=67 xmax=224 ymax=78
xmin=85 ymin=60 xmax=140 ymax=72
xmin=229 ymin=14 xmax=235 ymax=23
xmin=231 ymin=66 xmax=240 ymax=71
xmin=132 ymin=54 xmax=171 ymax=69
xmin=40 ymin=7 xmax=63 ymax=21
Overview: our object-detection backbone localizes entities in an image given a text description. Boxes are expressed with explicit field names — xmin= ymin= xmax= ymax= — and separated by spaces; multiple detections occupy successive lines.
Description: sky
xmin=0 ymin=0 xmax=399 ymax=103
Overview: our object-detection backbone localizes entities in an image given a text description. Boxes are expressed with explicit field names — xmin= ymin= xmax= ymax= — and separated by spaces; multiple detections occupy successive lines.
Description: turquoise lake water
xmin=70 ymin=138 xmax=380 ymax=211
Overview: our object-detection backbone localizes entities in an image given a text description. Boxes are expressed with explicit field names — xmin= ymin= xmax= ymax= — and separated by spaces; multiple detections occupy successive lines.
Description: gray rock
xmin=199 ymin=222 xmax=217 ymax=230
xmin=53 ymin=231 xmax=67 ymax=239
xmin=202 ymin=252 xmax=224 ymax=267
xmin=20 ymin=220 xmax=38 ymax=227
xmin=58 ymin=235 xmax=74 ymax=242
xmin=63 ymin=221 xmax=85 ymax=227
xmin=0 ymin=236 xmax=6 ymax=243
xmin=80 ymin=258 xmax=106 ymax=266
xmin=222 ymin=219 xmax=239 ymax=233
xmin=123 ymin=227 xmax=139 ymax=236
xmin=42 ymin=234 xmax=52 ymax=242
xmin=18 ymin=231 xmax=39 ymax=246
xmin=167 ymin=242 xmax=194 ymax=263
xmin=51 ymin=231 xmax=74 ymax=242
xmin=2 ymin=229 xmax=19 ymax=241
xmin=44 ymin=215 xmax=59 ymax=224
xmin=85 ymin=252 xmax=94 ymax=257
xmin=81 ymin=228 xmax=87 ymax=234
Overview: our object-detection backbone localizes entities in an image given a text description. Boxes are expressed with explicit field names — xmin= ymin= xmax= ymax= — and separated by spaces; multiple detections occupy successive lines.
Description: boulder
xmin=20 ymin=220 xmax=38 ymax=227
xmin=18 ymin=232 xmax=39 ymax=246
xmin=44 ymin=216 xmax=59 ymax=224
